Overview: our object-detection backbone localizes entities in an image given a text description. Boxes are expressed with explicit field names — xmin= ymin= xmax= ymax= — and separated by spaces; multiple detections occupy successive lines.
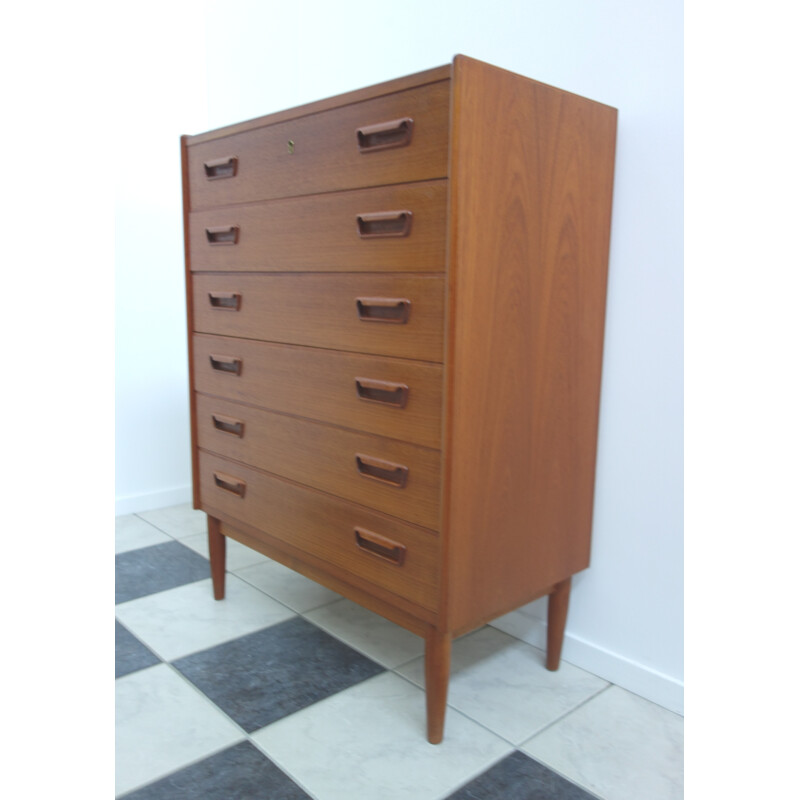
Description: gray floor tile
xmin=118 ymin=741 xmax=311 ymax=800
xmin=115 ymin=540 xmax=210 ymax=604
xmin=116 ymin=620 xmax=161 ymax=678
xmin=446 ymin=750 xmax=599 ymax=799
xmin=173 ymin=616 xmax=385 ymax=732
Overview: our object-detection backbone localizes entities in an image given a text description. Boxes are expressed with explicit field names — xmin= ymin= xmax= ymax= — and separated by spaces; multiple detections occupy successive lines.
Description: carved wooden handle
xmin=355 ymin=297 xmax=410 ymax=323
xmin=211 ymin=414 xmax=245 ymax=437
xmin=208 ymin=292 xmax=242 ymax=311
xmin=355 ymin=453 xmax=409 ymax=488
xmin=354 ymin=527 xmax=406 ymax=565
xmin=203 ymin=156 xmax=238 ymax=180
xmin=213 ymin=471 xmax=246 ymax=497
xmin=354 ymin=377 xmax=409 ymax=408
xmin=205 ymin=225 xmax=239 ymax=245
xmin=356 ymin=117 xmax=413 ymax=152
xmin=356 ymin=211 xmax=412 ymax=239
xmin=209 ymin=354 xmax=242 ymax=375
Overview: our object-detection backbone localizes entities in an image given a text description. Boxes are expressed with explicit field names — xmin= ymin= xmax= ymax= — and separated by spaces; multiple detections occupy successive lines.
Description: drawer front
xmin=196 ymin=395 xmax=441 ymax=530
xmin=187 ymin=81 xmax=449 ymax=209
xmin=193 ymin=334 xmax=443 ymax=449
xmin=193 ymin=273 xmax=445 ymax=362
xmin=199 ymin=452 xmax=439 ymax=610
xmin=189 ymin=180 xmax=446 ymax=273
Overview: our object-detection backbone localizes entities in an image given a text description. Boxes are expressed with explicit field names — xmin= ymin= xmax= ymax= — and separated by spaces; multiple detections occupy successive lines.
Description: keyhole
xmin=287 ymin=140 xmax=295 ymax=154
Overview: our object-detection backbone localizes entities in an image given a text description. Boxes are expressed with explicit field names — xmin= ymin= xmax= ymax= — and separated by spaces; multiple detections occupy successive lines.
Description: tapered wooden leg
xmin=546 ymin=576 xmax=571 ymax=670
xmin=207 ymin=515 xmax=226 ymax=600
xmin=425 ymin=629 xmax=451 ymax=744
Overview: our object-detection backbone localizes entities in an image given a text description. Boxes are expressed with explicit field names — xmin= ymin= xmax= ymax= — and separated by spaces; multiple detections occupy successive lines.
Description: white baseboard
xmin=490 ymin=614 xmax=684 ymax=716
xmin=115 ymin=485 xmax=193 ymax=517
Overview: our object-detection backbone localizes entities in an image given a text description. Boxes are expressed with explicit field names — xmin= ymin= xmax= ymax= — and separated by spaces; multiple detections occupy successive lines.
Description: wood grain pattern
xmin=186 ymin=64 xmax=451 ymax=146
xmin=192 ymin=273 xmax=445 ymax=362
xmin=215 ymin=516 xmax=436 ymax=632
xmin=189 ymin=180 xmax=447 ymax=272
xmin=425 ymin=630 xmax=451 ymax=744
xmin=207 ymin=515 xmax=226 ymax=600
xmin=195 ymin=394 xmax=441 ymax=529
xmin=187 ymin=81 xmax=450 ymax=208
xmin=199 ymin=452 xmax=440 ymax=610
xmin=442 ymin=55 xmax=617 ymax=632
xmin=546 ymin=577 xmax=571 ymax=670
xmin=192 ymin=333 xmax=443 ymax=448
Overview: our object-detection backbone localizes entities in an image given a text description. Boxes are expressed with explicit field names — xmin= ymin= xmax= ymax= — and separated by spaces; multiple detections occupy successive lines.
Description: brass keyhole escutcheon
xmin=287 ymin=139 xmax=295 ymax=154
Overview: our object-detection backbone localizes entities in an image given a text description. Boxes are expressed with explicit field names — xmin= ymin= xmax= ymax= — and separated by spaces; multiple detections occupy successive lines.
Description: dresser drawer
xmin=192 ymin=273 xmax=445 ymax=362
xmin=195 ymin=395 xmax=441 ymax=530
xmin=189 ymin=180 xmax=446 ymax=273
xmin=192 ymin=334 xmax=443 ymax=448
xmin=187 ymin=81 xmax=449 ymax=209
xmin=199 ymin=452 xmax=439 ymax=610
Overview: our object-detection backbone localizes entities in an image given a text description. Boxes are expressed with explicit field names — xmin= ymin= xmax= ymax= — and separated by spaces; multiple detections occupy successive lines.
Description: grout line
xmin=246 ymin=736 xmax=325 ymax=800
xmin=521 ymin=683 xmax=613 ymax=744
xmin=428 ymin=749 xmax=517 ymax=800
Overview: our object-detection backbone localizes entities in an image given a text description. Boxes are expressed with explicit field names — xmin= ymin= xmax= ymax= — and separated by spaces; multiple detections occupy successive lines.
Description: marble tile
xmin=305 ymin=598 xmax=424 ymax=668
xmin=173 ymin=617 xmax=385 ymax=733
xmin=180 ymin=531 xmax=269 ymax=570
xmin=253 ymin=672 xmax=513 ymax=800
xmin=521 ymin=685 xmax=684 ymax=800
xmin=115 ymin=664 xmax=243 ymax=796
xmin=445 ymin=750 xmax=598 ymax=800
xmin=116 ymin=620 xmax=161 ymax=678
xmin=235 ymin=559 xmax=341 ymax=613
xmin=120 ymin=740 xmax=312 ymax=800
xmin=116 ymin=514 xmax=171 ymax=554
xmin=397 ymin=626 xmax=608 ymax=744
xmin=115 ymin=540 xmax=211 ymax=604
xmin=115 ymin=575 xmax=296 ymax=661
xmin=137 ymin=503 xmax=207 ymax=539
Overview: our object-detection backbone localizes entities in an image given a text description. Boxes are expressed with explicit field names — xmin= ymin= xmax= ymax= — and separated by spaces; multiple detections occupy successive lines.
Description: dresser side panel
xmin=181 ymin=135 xmax=201 ymax=509
xmin=444 ymin=56 xmax=617 ymax=632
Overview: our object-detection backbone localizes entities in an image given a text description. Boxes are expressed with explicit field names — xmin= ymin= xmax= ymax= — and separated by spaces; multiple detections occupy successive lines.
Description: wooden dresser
xmin=181 ymin=55 xmax=617 ymax=743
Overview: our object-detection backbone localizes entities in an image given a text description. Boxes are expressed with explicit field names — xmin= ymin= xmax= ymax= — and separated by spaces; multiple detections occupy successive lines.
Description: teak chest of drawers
xmin=181 ymin=55 xmax=617 ymax=743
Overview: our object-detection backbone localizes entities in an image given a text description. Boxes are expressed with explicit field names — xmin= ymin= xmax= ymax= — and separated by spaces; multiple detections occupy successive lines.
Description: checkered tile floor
xmin=115 ymin=504 xmax=683 ymax=799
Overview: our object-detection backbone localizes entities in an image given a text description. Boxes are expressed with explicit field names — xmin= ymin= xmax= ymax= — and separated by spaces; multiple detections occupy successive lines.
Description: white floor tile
xmin=252 ymin=672 xmax=512 ymax=800
xmin=137 ymin=503 xmax=207 ymax=539
xmin=180 ymin=531 xmax=270 ymax=570
xmin=115 ymin=663 xmax=243 ymax=796
xmin=115 ymin=575 xmax=296 ymax=660
xmin=397 ymin=626 xmax=608 ymax=745
xmin=522 ymin=685 xmax=684 ymax=800
xmin=305 ymin=599 xmax=424 ymax=668
xmin=235 ymin=559 xmax=341 ymax=613
xmin=115 ymin=514 xmax=171 ymax=554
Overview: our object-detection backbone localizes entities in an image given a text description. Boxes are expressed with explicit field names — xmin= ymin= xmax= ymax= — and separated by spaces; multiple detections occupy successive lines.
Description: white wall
xmin=115 ymin=0 xmax=683 ymax=713
xmin=115 ymin=6 xmax=208 ymax=514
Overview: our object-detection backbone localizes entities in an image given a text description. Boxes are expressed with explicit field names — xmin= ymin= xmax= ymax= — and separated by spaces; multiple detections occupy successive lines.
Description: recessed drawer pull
xmin=205 ymin=225 xmax=240 ymax=245
xmin=203 ymin=156 xmax=238 ymax=180
xmin=354 ymin=527 xmax=406 ymax=566
xmin=213 ymin=471 xmax=246 ymax=497
xmin=356 ymin=117 xmax=414 ymax=153
xmin=209 ymin=354 xmax=242 ymax=375
xmin=355 ymin=297 xmax=411 ymax=324
xmin=355 ymin=453 xmax=409 ymax=488
xmin=208 ymin=292 xmax=242 ymax=311
xmin=355 ymin=377 xmax=409 ymax=408
xmin=211 ymin=414 xmax=245 ymax=437
xmin=356 ymin=210 xmax=412 ymax=239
